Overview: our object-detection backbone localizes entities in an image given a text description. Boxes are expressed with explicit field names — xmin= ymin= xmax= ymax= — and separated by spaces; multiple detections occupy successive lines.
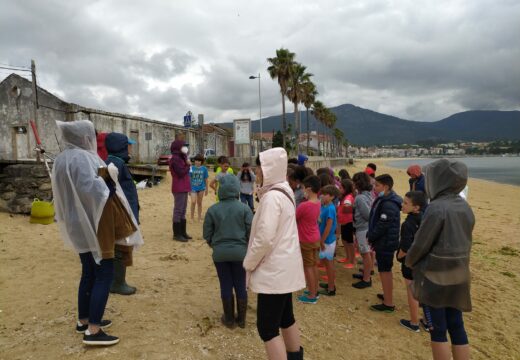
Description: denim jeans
xmin=214 ymin=261 xmax=247 ymax=300
xmin=240 ymin=193 xmax=254 ymax=211
xmin=78 ymin=252 xmax=114 ymax=325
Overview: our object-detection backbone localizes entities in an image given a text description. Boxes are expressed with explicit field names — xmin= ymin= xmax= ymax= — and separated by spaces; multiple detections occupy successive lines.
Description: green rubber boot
xmin=110 ymin=254 xmax=136 ymax=295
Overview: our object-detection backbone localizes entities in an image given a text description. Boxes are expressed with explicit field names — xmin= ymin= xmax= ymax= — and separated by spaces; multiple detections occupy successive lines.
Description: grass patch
xmin=500 ymin=271 xmax=516 ymax=278
xmin=498 ymin=246 xmax=519 ymax=257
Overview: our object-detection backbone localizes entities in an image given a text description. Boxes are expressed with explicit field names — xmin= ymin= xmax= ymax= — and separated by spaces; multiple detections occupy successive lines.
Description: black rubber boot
xmin=180 ymin=219 xmax=192 ymax=240
xmin=236 ymin=297 xmax=247 ymax=328
xmin=110 ymin=254 xmax=136 ymax=295
xmin=221 ymin=297 xmax=235 ymax=329
xmin=287 ymin=346 xmax=304 ymax=360
xmin=173 ymin=222 xmax=188 ymax=242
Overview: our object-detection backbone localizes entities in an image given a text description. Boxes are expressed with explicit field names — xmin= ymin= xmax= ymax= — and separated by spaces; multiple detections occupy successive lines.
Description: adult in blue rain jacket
xmin=105 ymin=132 xmax=139 ymax=295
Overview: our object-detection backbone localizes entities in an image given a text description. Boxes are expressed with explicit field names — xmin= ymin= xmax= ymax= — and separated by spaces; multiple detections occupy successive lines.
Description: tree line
xmin=267 ymin=48 xmax=347 ymax=157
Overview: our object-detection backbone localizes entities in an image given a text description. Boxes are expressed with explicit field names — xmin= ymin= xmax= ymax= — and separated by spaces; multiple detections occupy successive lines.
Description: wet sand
xmin=1 ymin=160 xmax=519 ymax=359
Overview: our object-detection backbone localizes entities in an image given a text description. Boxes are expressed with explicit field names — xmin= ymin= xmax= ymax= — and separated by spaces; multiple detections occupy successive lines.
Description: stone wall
xmin=0 ymin=164 xmax=52 ymax=214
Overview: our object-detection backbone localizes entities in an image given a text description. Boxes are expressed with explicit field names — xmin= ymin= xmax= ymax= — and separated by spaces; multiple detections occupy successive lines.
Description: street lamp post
xmin=249 ymin=74 xmax=263 ymax=151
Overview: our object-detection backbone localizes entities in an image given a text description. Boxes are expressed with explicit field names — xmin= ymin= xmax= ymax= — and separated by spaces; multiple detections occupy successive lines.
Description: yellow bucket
xmin=30 ymin=198 xmax=55 ymax=225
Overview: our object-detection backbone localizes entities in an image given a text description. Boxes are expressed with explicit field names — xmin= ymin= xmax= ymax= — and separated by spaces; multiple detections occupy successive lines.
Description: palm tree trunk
xmin=306 ymin=107 xmax=310 ymax=155
xmin=281 ymin=93 xmax=286 ymax=150
xmin=294 ymin=102 xmax=299 ymax=155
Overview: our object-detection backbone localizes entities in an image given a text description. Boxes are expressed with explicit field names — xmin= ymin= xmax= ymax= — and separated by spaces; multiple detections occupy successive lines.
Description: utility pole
xmin=198 ymin=114 xmax=204 ymax=156
xmin=31 ymin=59 xmax=41 ymax=162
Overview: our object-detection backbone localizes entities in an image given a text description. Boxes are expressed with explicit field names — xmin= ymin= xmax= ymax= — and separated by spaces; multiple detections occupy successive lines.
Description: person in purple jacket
xmin=169 ymin=139 xmax=192 ymax=242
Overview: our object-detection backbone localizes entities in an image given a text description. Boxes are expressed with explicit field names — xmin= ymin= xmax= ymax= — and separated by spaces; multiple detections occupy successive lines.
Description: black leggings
xmin=256 ymin=293 xmax=296 ymax=342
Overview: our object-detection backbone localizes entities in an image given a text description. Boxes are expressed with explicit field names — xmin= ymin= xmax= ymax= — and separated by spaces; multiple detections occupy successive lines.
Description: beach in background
xmin=387 ymin=156 xmax=520 ymax=186
xmin=0 ymin=159 xmax=519 ymax=359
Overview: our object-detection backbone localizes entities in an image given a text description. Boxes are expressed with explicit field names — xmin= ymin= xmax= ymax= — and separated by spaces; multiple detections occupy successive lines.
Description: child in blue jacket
xmin=368 ymin=174 xmax=402 ymax=313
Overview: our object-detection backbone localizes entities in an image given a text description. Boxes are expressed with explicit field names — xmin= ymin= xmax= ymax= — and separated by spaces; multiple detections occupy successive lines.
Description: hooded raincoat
xmin=203 ymin=175 xmax=253 ymax=262
xmin=105 ymin=132 xmax=139 ymax=221
xmin=243 ymin=148 xmax=305 ymax=294
xmin=405 ymin=159 xmax=475 ymax=312
xmin=52 ymin=121 xmax=143 ymax=265
xmin=169 ymin=140 xmax=191 ymax=193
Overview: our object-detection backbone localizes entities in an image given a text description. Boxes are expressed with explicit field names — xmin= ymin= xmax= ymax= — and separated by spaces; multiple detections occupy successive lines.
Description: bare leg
xmin=342 ymin=239 xmax=349 ymax=259
xmin=346 ymin=244 xmax=355 ymax=265
xmin=361 ymin=252 xmax=373 ymax=282
xmin=265 ymin=336 xmax=287 ymax=360
xmin=405 ymin=279 xmax=419 ymax=324
xmin=87 ymin=324 xmax=100 ymax=334
xmin=325 ymin=259 xmax=335 ymax=290
xmin=281 ymin=323 xmax=301 ymax=352
xmin=431 ymin=341 xmax=451 ymax=360
xmin=304 ymin=266 xmax=317 ymax=298
xmin=190 ymin=194 xmax=196 ymax=220
xmin=197 ymin=192 xmax=204 ymax=221
xmin=379 ymin=271 xmax=394 ymax=306
xmin=452 ymin=344 xmax=470 ymax=360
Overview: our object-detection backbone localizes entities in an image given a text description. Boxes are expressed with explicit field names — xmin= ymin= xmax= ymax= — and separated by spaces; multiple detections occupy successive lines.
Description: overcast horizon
xmin=1 ymin=0 xmax=519 ymax=125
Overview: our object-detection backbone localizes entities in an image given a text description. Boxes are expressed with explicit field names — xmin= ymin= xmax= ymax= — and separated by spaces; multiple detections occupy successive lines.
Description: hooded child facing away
xmin=203 ymin=174 xmax=253 ymax=329
xmin=105 ymin=132 xmax=139 ymax=296
xmin=406 ymin=159 xmax=475 ymax=358
xmin=243 ymin=147 xmax=305 ymax=359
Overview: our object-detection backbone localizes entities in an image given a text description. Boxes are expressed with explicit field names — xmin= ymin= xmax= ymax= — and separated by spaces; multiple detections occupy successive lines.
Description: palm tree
xmin=302 ymin=81 xmax=318 ymax=155
xmin=287 ymin=62 xmax=312 ymax=155
xmin=267 ymin=48 xmax=295 ymax=150
xmin=334 ymin=128 xmax=344 ymax=157
xmin=311 ymin=101 xmax=326 ymax=155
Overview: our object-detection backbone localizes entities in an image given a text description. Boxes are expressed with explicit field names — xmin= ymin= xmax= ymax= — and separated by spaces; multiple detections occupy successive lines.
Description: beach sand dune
xmin=0 ymin=160 xmax=519 ymax=359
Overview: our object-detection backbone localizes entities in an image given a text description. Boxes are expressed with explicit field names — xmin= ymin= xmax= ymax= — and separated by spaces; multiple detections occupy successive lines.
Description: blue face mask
xmin=378 ymin=191 xmax=385 ymax=197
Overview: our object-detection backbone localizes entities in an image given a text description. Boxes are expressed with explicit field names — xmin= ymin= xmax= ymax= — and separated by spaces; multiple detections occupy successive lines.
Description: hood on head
xmin=424 ymin=159 xmax=468 ymax=200
xmin=56 ymin=120 xmax=96 ymax=153
xmin=297 ymin=154 xmax=308 ymax=166
xmin=170 ymin=140 xmax=185 ymax=154
xmin=260 ymin=147 xmax=287 ymax=186
xmin=218 ymin=174 xmax=240 ymax=200
xmin=105 ymin=132 xmax=130 ymax=160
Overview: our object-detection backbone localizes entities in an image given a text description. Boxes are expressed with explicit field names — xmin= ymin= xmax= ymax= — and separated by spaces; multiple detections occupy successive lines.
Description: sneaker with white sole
xmin=82 ymin=329 xmax=119 ymax=346
xmin=400 ymin=319 xmax=420 ymax=333
xmin=303 ymin=290 xmax=320 ymax=299
xmin=298 ymin=294 xmax=318 ymax=304
xmin=76 ymin=319 xmax=112 ymax=334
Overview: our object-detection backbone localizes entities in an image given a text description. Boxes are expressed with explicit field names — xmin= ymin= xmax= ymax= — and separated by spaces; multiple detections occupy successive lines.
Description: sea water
xmin=387 ymin=157 xmax=520 ymax=186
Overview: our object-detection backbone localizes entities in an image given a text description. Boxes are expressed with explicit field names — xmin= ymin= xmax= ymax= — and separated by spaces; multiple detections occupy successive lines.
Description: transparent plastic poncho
xmin=52 ymin=120 xmax=143 ymax=264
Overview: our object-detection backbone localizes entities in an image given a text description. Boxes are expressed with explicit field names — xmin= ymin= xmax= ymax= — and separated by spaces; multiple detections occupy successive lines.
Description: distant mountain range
xmin=220 ymin=104 xmax=520 ymax=146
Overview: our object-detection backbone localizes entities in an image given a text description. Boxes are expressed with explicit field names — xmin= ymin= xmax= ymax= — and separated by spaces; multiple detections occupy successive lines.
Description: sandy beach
xmin=1 ymin=159 xmax=519 ymax=360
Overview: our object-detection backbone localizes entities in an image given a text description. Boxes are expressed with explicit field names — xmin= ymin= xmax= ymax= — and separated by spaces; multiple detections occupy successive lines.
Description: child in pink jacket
xmin=243 ymin=148 xmax=305 ymax=360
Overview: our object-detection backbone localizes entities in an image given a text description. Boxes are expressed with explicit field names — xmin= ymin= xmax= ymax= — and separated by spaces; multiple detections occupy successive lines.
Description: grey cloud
xmin=1 ymin=0 xmax=519 ymax=124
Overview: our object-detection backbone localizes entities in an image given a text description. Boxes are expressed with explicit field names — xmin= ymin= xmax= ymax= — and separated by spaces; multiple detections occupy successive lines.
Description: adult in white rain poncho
xmin=52 ymin=120 xmax=143 ymax=346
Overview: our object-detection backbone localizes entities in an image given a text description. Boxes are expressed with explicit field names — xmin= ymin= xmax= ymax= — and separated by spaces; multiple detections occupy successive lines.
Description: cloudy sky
xmin=1 ymin=0 xmax=519 ymax=124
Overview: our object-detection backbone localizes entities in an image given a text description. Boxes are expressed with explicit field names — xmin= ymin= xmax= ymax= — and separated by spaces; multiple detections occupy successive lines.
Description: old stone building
xmin=0 ymin=73 xmax=230 ymax=213
xmin=0 ymin=73 xmax=230 ymax=163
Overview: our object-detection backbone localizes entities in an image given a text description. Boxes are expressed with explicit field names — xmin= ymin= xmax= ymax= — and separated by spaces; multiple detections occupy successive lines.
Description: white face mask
xmin=181 ymin=146 xmax=189 ymax=154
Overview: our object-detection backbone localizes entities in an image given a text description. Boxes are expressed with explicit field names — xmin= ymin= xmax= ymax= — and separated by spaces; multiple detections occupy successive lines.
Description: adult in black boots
xmin=169 ymin=137 xmax=192 ymax=241
xmin=105 ymin=132 xmax=140 ymax=295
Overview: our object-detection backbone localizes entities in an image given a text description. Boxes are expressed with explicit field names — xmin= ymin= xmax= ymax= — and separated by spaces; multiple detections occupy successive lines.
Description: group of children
xmin=202 ymin=157 xmax=428 ymax=334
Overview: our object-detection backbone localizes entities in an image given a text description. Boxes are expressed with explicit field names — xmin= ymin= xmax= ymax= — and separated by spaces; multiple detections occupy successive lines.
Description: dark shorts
xmin=401 ymin=263 xmax=413 ymax=280
xmin=375 ymin=251 xmax=394 ymax=272
xmin=256 ymin=293 xmax=296 ymax=342
xmin=340 ymin=223 xmax=354 ymax=244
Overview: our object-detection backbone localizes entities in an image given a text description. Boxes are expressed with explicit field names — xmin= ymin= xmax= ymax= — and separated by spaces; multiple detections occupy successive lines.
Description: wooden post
xmin=31 ymin=59 xmax=41 ymax=162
